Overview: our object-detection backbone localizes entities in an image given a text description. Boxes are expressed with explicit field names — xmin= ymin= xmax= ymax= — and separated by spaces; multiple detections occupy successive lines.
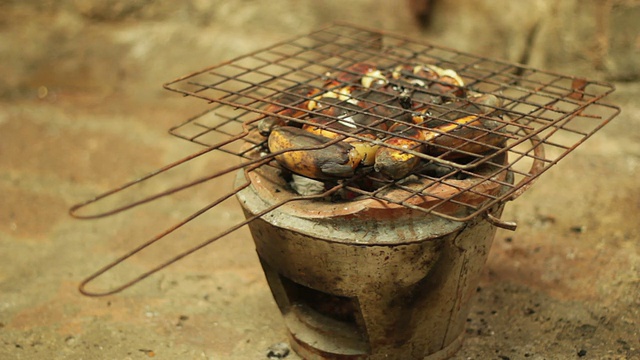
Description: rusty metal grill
xmin=71 ymin=23 xmax=620 ymax=295
xmin=164 ymin=23 xmax=618 ymax=219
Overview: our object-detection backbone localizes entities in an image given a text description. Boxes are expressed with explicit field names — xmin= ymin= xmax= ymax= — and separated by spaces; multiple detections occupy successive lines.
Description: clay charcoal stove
xmin=71 ymin=24 xmax=620 ymax=359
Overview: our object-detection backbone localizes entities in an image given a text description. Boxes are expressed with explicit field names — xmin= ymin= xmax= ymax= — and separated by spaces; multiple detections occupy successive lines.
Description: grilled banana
xmin=374 ymin=112 xmax=506 ymax=179
xmin=373 ymin=123 xmax=429 ymax=180
xmin=265 ymin=62 xmax=507 ymax=181
xmin=424 ymin=94 xmax=505 ymax=157
xmin=348 ymin=139 xmax=379 ymax=166
xmin=268 ymin=126 xmax=362 ymax=179
xmin=301 ymin=117 xmax=381 ymax=167
xmin=331 ymin=62 xmax=378 ymax=85
xmin=303 ymin=98 xmax=386 ymax=133
xmin=258 ymin=85 xmax=321 ymax=136
xmin=415 ymin=64 xmax=466 ymax=97
xmin=427 ymin=115 xmax=506 ymax=158
xmin=302 ymin=99 xmax=386 ymax=167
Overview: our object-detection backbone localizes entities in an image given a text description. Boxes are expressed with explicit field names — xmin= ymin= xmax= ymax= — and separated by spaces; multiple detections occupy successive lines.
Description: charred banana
xmin=268 ymin=126 xmax=376 ymax=179
xmin=258 ymin=85 xmax=321 ymax=136
xmin=373 ymin=123 xmax=428 ymax=180
xmin=264 ymin=61 xmax=508 ymax=182
xmin=374 ymin=94 xmax=506 ymax=179
xmin=301 ymin=117 xmax=381 ymax=167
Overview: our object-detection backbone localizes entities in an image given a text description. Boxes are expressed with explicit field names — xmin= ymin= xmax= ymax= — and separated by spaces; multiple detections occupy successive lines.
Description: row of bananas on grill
xmin=259 ymin=62 xmax=507 ymax=181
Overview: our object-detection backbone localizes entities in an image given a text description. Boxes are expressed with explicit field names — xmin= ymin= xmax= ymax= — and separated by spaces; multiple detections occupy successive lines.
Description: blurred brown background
xmin=1 ymin=1 xmax=638 ymax=359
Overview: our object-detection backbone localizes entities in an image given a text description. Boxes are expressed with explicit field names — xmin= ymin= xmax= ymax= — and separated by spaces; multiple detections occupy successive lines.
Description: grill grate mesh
xmin=164 ymin=23 xmax=619 ymax=222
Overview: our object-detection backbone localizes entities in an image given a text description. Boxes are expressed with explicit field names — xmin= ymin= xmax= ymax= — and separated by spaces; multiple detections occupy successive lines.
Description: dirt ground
xmin=1 ymin=2 xmax=638 ymax=360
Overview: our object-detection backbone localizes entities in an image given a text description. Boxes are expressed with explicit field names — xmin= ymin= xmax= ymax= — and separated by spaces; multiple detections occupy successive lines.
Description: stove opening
xmin=262 ymin=265 xmax=371 ymax=356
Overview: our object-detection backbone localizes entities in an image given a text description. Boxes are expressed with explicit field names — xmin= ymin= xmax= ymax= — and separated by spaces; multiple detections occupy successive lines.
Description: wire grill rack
xmin=164 ymin=23 xmax=618 ymax=218
xmin=72 ymin=23 xmax=619 ymax=295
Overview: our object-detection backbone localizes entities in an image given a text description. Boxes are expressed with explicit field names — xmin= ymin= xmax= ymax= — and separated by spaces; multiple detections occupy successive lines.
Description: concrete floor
xmin=1 ymin=2 xmax=638 ymax=359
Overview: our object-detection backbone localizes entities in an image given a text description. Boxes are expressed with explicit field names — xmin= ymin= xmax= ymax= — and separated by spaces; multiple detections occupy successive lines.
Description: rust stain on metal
xmin=569 ymin=77 xmax=589 ymax=100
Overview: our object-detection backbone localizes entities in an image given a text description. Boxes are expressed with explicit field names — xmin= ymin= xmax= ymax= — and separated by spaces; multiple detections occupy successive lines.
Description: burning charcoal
xmin=395 ymin=174 xmax=421 ymax=185
xmin=420 ymin=162 xmax=456 ymax=178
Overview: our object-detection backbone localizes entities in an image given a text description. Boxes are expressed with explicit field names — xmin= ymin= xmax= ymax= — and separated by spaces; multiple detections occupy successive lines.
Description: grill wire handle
xmin=484 ymin=130 xmax=546 ymax=230
xmin=485 ymin=211 xmax=517 ymax=231
xmin=69 ymin=134 xmax=544 ymax=296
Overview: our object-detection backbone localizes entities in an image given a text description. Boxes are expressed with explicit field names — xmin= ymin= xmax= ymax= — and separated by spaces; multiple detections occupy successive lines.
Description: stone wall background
xmin=1 ymin=0 xmax=638 ymax=101
xmin=425 ymin=0 xmax=639 ymax=81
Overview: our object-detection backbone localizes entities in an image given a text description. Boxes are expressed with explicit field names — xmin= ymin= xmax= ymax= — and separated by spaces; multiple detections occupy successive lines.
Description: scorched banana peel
xmin=268 ymin=126 xmax=371 ymax=179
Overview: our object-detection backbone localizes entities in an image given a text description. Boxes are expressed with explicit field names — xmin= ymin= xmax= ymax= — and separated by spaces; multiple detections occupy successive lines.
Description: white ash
xmin=290 ymin=174 xmax=325 ymax=196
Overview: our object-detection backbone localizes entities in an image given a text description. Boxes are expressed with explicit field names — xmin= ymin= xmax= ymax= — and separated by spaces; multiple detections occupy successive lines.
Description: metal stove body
xmin=235 ymin=152 xmax=512 ymax=359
